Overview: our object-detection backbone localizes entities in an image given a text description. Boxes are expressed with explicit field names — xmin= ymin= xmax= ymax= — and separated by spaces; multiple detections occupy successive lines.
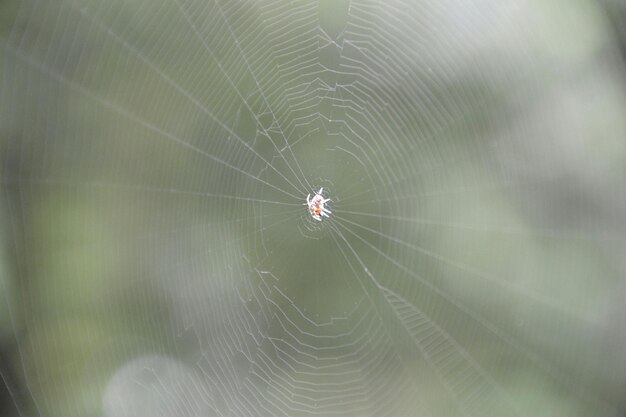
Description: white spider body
xmin=305 ymin=188 xmax=331 ymax=221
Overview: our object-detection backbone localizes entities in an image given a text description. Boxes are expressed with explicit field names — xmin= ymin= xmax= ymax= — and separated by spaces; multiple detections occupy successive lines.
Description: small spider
xmin=305 ymin=188 xmax=331 ymax=221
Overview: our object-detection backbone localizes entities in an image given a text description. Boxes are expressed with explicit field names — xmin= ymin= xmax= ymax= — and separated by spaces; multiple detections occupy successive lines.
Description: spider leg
xmin=318 ymin=187 xmax=323 ymax=195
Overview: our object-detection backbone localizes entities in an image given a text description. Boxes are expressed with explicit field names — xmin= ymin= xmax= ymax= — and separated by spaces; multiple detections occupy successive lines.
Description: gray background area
xmin=1 ymin=0 xmax=626 ymax=416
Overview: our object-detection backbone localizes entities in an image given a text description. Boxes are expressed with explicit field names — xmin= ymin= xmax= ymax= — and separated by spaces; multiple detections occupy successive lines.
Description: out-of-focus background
xmin=1 ymin=0 xmax=625 ymax=416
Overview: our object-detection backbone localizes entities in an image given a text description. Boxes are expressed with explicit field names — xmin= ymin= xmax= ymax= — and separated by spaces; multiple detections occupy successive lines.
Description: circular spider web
xmin=1 ymin=0 xmax=626 ymax=416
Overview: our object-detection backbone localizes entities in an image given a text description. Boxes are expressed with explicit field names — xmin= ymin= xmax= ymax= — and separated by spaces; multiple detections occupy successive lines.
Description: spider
xmin=305 ymin=188 xmax=331 ymax=221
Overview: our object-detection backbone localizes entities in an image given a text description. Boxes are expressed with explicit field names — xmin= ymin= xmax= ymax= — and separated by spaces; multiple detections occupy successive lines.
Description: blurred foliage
xmin=1 ymin=0 xmax=626 ymax=416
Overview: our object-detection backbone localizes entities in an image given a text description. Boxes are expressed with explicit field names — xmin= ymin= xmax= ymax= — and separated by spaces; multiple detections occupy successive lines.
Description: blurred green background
xmin=1 ymin=0 xmax=626 ymax=416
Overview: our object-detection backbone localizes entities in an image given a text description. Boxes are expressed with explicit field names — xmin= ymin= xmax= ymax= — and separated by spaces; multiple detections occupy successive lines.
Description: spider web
xmin=1 ymin=0 xmax=626 ymax=416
